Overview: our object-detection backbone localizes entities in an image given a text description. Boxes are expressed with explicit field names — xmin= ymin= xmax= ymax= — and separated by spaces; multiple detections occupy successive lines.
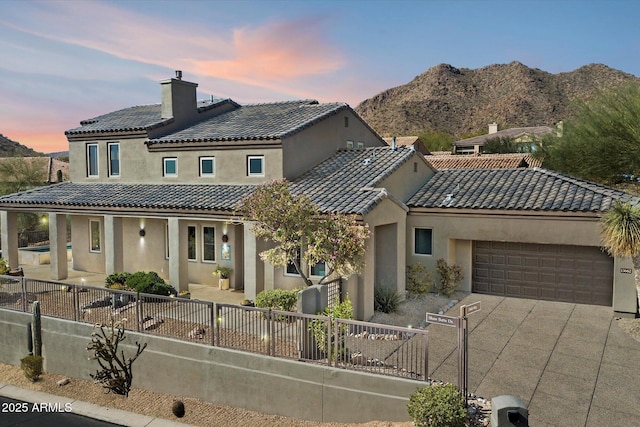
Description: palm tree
xmin=600 ymin=200 xmax=640 ymax=315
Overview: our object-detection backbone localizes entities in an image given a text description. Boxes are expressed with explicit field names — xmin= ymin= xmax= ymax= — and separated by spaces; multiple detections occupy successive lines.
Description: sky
xmin=1 ymin=0 xmax=639 ymax=154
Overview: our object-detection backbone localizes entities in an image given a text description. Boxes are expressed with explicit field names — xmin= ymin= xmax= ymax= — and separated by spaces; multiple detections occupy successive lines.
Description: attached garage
xmin=473 ymin=241 xmax=614 ymax=306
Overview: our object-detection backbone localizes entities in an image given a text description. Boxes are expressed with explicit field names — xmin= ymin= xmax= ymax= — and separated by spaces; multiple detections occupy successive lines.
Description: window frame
xmin=202 ymin=226 xmax=216 ymax=263
xmin=163 ymin=157 xmax=178 ymax=177
xmin=309 ymin=261 xmax=326 ymax=278
xmin=414 ymin=227 xmax=433 ymax=256
xmin=285 ymin=248 xmax=301 ymax=276
xmin=107 ymin=142 xmax=120 ymax=177
xmin=87 ymin=143 xmax=99 ymax=178
xmin=89 ymin=219 xmax=101 ymax=253
xmin=199 ymin=157 xmax=215 ymax=177
xmin=165 ymin=223 xmax=170 ymax=260
xmin=247 ymin=155 xmax=264 ymax=177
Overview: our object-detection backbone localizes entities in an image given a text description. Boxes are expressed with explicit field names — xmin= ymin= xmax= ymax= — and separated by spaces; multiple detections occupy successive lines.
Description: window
xmin=247 ymin=156 xmax=264 ymax=176
xmin=165 ymin=223 xmax=169 ymax=259
xmin=286 ymin=249 xmax=301 ymax=275
xmin=414 ymin=228 xmax=433 ymax=255
xmin=90 ymin=219 xmax=101 ymax=253
xmin=203 ymin=226 xmax=215 ymax=262
xmin=357 ymin=142 xmax=364 ymax=149
xmin=108 ymin=143 xmax=120 ymax=177
xmin=344 ymin=117 xmax=349 ymax=127
xmin=87 ymin=144 xmax=98 ymax=177
xmin=187 ymin=226 xmax=196 ymax=261
xmin=346 ymin=141 xmax=354 ymax=149
xmin=200 ymin=157 xmax=215 ymax=177
xmin=310 ymin=261 xmax=326 ymax=277
xmin=164 ymin=158 xmax=178 ymax=177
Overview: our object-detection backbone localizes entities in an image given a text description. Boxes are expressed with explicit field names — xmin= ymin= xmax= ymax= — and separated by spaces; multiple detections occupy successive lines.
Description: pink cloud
xmin=193 ymin=17 xmax=346 ymax=83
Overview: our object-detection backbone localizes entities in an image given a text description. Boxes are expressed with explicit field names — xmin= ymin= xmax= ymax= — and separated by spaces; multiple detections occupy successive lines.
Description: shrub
xmin=435 ymin=259 xmax=464 ymax=297
xmin=374 ymin=285 xmax=401 ymax=313
xmin=172 ymin=400 xmax=186 ymax=418
xmin=310 ymin=295 xmax=353 ymax=358
xmin=20 ymin=355 xmax=43 ymax=382
xmin=105 ymin=272 xmax=132 ymax=289
xmin=125 ymin=271 xmax=174 ymax=296
xmin=407 ymin=384 xmax=466 ymax=427
xmin=0 ymin=258 xmax=9 ymax=275
xmin=255 ymin=288 xmax=300 ymax=312
xmin=406 ymin=263 xmax=434 ymax=294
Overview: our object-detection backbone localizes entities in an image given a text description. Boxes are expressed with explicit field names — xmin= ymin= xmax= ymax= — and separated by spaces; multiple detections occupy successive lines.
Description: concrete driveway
xmin=427 ymin=294 xmax=640 ymax=427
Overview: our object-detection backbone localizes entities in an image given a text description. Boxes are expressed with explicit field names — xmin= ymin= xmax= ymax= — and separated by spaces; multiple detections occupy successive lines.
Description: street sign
xmin=426 ymin=313 xmax=459 ymax=327
xmin=464 ymin=301 xmax=481 ymax=316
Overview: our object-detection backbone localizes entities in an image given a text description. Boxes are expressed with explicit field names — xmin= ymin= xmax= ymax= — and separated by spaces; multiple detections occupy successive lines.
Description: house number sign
xmin=620 ymin=268 xmax=633 ymax=274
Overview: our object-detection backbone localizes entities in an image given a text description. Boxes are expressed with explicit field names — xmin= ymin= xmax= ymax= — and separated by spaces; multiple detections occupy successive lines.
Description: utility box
xmin=491 ymin=395 xmax=528 ymax=426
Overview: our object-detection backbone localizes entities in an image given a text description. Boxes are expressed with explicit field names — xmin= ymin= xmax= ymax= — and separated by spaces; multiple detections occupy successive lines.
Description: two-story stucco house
xmin=0 ymin=72 xmax=637 ymax=320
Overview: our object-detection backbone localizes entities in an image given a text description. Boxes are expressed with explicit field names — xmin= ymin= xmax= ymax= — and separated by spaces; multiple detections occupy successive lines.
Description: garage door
xmin=473 ymin=241 xmax=613 ymax=306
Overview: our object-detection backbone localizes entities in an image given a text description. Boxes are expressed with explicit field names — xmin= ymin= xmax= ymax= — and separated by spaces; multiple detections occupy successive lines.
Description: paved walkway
xmin=429 ymin=294 xmax=640 ymax=427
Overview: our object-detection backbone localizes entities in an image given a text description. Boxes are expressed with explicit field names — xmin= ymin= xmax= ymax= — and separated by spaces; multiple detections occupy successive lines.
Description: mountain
xmin=355 ymin=62 xmax=640 ymax=138
xmin=0 ymin=133 xmax=44 ymax=157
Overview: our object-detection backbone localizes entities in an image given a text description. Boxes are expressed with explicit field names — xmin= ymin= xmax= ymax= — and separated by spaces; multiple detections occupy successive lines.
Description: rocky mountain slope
xmin=356 ymin=61 xmax=640 ymax=138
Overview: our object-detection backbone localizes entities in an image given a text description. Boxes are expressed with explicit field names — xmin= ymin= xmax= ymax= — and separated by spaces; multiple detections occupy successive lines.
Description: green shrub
xmin=255 ymin=288 xmax=300 ymax=312
xmin=374 ymin=285 xmax=401 ymax=313
xmin=435 ymin=259 xmax=464 ymax=297
xmin=20 ymin=355 xmax=43 ymax=382
xmin=309 ymin=295 xmax=353 ymax=358
xmin=105 ymin=272 xmax=132 ymax=289
xmin=0 ymin=257 xmax=9 ymax=275
xmin=407 ymin=384 xmax=466 ymax=427
xmin=406 ymin=263 xmax=434 ymax=294
xmin=125 ymin=271 xmax=174 ymax=296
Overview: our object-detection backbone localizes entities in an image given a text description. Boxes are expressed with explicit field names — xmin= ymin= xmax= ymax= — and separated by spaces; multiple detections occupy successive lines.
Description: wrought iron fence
xmin=0 ymin=276 xmax=429 ymax=381
xmin=324 ymin=277 xmax=342 ymax=309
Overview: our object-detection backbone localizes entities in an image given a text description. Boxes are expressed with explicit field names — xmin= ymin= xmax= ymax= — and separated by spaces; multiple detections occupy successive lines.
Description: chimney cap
xmin=175 ymin=70 xmax=183 ymax=80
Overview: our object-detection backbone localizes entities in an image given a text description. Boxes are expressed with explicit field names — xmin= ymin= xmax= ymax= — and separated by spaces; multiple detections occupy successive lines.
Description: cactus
xmin=32 ymin=301 xmax=42 ymax=357
xmin=26 ymin=322 xmax=33 ymax=355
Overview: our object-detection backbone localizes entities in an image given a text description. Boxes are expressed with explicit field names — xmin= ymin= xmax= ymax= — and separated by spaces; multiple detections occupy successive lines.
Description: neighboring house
xmin=0 ymin=73 xmax=636 ymax=319
xmin=382 ymin=136 xmax=430 ymax=155
xmin=425 ymin=152 xmax=542 ymax=169
xmin=453 ymin=123 xmax=554 ymax=154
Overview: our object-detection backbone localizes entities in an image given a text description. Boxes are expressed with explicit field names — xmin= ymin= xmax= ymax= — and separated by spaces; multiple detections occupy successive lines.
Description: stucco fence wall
xmin=0 ymin=309 xmax=422 ymax=423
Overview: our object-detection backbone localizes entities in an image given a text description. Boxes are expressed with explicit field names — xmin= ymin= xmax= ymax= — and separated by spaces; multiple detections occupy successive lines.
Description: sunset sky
xmin=1 ymin=0 xmax=639 ymax=153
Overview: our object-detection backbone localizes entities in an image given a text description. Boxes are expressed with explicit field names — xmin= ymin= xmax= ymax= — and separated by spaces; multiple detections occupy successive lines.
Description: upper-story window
xmin=344 ymin=117 xmax=349 ymax=127
xmin=87 ymin=144 xmax=99 ymax=178
xmin=247 ymin=156 xmax=264 ymax=177
xmin=108 ymin=143 xmax=120 ymax=177
xmin=357 ymin=142 xmax=364 ymax=149
xmin=200 ymin=157 xmax=215 ymax=177
xmin=163 ymin=158 xmax=178 ymax=177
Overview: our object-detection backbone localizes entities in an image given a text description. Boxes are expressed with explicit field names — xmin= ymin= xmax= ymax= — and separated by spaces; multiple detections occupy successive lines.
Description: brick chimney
xmin=160 ymin=70 xmax=198 ymax=122
xmin=489 ymin=122 xmax=498 ymax=134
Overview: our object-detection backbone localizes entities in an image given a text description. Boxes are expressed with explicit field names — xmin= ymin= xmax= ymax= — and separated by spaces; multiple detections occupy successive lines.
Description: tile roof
xmin=0 ymin=147 xmax=414 ymax=216
xmin=0 ymin=182 xmax=256 ymax=213
xmin=147 ymin=100 xmax=350 ymax=144
xmin=426 ymin=153 xmax=542 ymax=169
xmin=291 ymin=146 xmax=415 ymax=214
xmin=453 ymin=126 xmax=553 ymax=146
xmin=65 ymin=99 xmax=235 ymax=135
xmin=382 ymin=136 xmax=429 ymax=155
xmin=408 ymin=168 xmax=638 ymax=212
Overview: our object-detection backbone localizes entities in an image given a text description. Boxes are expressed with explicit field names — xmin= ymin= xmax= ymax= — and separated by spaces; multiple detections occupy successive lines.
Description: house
xmin=453 ymin=123 xmax=555 ymax=154
xmin=425 ymin=152 xmax=542 ymax=169
xmin=0 ymin=73 xmax=636 ymax=320
xmin=382 ymin=136 xmax=430 ymax=155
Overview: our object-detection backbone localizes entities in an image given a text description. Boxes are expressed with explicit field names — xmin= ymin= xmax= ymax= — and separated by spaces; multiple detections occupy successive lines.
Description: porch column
xmin=48 ymin=213 xmax=68 ymax=280
xmin=104 ymin=215 xmax=123 ymax=275
xmin=0 ymin=211 xmax=18 ymax=268
xmin=243 ymin=222 xmax=258 ymax=300
xmin=168 ymin=218 xmax=188 ymax=292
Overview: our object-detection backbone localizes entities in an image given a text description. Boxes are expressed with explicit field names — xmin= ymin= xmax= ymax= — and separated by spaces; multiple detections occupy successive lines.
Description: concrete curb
xmin=0 ymin=382 xmax=195 ymax=427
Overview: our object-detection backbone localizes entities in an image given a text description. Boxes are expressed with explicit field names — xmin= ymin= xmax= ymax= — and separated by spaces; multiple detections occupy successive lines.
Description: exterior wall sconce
xmin=139 ymin=229 xmax=146 ymax=237
xmin=222 ymin=234 xmax=229 ymax=243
